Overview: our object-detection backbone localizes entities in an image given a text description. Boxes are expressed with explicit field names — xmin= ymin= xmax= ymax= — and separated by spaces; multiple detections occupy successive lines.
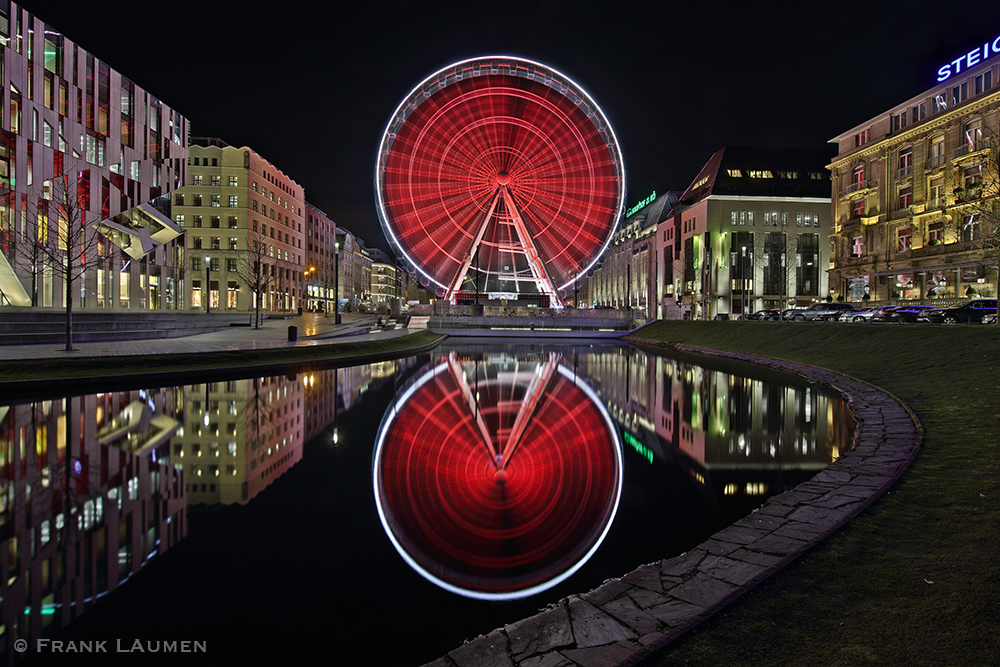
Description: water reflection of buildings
xmin=0 ymin=392 xmax=186 ymax=665
xmin=169 ymin=378 xmax=304 ymax=506
xmin=303 ymin=359 xmax=416 ymax=443
xmin=580 ymin=346 xmax=854 ymax=497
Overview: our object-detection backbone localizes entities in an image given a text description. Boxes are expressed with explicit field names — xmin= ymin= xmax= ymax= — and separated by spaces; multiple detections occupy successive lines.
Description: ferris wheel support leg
xmin=504 ymin=188 xmax=560 ymax=306
xmin=445 ymin=189 xmax=502 ymax=302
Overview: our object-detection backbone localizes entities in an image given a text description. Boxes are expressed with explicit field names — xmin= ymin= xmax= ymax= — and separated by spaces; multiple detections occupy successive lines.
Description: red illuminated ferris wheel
xmin=375 ymin=56 xmax=625 ymax=304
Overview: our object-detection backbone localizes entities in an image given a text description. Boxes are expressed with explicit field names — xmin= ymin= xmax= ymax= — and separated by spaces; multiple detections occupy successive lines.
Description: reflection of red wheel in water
xmin=373 ymin=353 xmax=622 ymax=600
xmin=375 ymin=57 xmax=625 ymax=303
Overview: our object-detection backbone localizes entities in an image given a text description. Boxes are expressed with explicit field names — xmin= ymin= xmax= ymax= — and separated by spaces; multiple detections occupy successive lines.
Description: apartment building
xmin=174 ymin=138 xmax=305 ymax=313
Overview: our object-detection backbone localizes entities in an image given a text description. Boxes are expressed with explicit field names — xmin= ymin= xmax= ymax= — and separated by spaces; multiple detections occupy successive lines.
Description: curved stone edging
xmin=420 ymin=341 xmax=922 ymax=667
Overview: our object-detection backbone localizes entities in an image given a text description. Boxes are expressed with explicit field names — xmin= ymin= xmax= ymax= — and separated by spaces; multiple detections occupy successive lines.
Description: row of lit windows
xmin=731 ymin=211 xmax=822 ymax=227
xmin=854 ymin=68 xmax=996 ymax=147
xmin=191 ymin=175 xmax=239 ymax=187
xmin=175 ymin=442 xmax=239 ymax=457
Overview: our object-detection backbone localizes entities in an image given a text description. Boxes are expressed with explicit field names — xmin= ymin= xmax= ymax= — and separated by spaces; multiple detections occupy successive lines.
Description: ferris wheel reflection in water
xmin=372 ymin=351 xmax=623 ymax=601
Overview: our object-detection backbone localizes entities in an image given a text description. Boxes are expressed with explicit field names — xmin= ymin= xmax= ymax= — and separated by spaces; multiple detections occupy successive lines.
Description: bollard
xmin=288 ymin=325 xmax=298 ymax=342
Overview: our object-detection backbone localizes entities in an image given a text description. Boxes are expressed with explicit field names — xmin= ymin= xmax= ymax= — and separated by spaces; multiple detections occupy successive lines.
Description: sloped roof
xmin=674 ymin=146 xmax=834 ymax=210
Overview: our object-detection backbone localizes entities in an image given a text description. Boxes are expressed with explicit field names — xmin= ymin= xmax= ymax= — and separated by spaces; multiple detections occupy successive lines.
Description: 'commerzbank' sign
xmin=937 ymin=33 xmax=1000 ymax=82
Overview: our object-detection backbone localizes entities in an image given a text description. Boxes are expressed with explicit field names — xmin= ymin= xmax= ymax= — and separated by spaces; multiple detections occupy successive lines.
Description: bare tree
xmin=45 ymin=176 xmax=103 ymax=351
xmin=4 ymin=176 xmax=101 ymax=350
xmin=234 ymin=226 xmax=274 ymax=329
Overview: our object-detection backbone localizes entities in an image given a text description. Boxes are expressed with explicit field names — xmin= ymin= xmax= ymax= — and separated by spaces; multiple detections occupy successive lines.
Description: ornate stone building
xmin=828 ymin=46 xmax=999 ymax=304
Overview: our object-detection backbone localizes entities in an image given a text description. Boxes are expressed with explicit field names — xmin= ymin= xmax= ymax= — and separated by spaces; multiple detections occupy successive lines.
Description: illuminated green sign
xmin=623 ymin=431 xmax=654 ymax=464
xmin=626 ymin=191 xmax=656 ymax=218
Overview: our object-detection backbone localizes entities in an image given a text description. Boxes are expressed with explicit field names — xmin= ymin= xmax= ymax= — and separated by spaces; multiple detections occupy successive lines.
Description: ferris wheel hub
xmin=496 ymin=170 xmax=511 ymax=186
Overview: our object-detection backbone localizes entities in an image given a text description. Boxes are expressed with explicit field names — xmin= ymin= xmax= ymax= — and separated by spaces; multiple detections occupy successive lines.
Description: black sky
xmin=22 ymin=0 xmax=996 ymax=254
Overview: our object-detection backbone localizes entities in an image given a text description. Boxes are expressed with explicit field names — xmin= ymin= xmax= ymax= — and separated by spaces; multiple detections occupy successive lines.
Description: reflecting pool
xmin=2 ymin=341 xmax=854 ymax=666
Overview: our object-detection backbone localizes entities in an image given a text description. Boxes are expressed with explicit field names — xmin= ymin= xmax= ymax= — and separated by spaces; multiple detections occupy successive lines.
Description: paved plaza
xmin=0 ymin=312 xmax=401 ymax=362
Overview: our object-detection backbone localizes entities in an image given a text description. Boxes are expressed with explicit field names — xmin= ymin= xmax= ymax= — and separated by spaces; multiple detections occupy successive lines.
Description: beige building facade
xmin=658 ymin=147 xmax=831 ymax=320
xmin=174 ymin=139 xmax=305 ymax=313
xmin=829 ymin=47 xmax=999 ymax=303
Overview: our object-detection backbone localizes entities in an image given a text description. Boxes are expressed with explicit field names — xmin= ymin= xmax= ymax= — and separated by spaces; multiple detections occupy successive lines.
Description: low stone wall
xmin=421 ymin=341 xmax=921 ymax=667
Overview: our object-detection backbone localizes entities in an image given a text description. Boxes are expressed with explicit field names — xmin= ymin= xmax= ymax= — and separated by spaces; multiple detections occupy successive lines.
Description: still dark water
xmin=3 ymin=341 xmax=853 ymax=667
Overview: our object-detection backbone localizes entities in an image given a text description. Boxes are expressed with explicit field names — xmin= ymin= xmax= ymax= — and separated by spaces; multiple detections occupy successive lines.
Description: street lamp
xmin=205 ymin=255 xmax=210 ymax=314
xmin=304 ymin=267 xmax=315 ymax=311
xmin=741 ymin=245 xmax=748 ymax=319
xmin=333 ymin=237 xmax=342 ymax=325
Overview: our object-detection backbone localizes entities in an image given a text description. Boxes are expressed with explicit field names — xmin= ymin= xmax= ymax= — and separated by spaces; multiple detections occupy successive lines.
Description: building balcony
xmin=896 ymin=165 xmax=913 ymax=180
xmin=952 ymin=137 xmax=992 ymax=163
xmin=844 ymin=178 xmax=878 ymax=196
xmin=925 ymin=154 xmax=947 ymax=170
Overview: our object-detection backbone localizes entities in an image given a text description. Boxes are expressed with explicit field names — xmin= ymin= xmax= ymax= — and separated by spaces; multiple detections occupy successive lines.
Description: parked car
xmin=874 ymin=305 xmax=935 ymax=323
xmin=780 ymin=308 xmax=808 ymax=321
xmin=924 ymin=298 xmax=998 ymax=324
xmin=746 ymin=309 xmax=781 ymax=321
xmin=792 ymin=302 xmax=859 ymax=322
xmin=842 ymin=305 xmax=900 ymax=322
xmin=984 ymin=312 xmax=997 ymax=325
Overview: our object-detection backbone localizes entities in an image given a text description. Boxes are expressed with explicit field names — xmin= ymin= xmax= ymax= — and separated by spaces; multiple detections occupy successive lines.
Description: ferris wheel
xmin=375 ymin=56 xmax=625 ymax=304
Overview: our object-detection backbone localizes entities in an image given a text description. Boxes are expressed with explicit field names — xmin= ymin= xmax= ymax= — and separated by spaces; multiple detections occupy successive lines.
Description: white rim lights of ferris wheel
xmin=374 ymin=56 xmax=626 ymax=297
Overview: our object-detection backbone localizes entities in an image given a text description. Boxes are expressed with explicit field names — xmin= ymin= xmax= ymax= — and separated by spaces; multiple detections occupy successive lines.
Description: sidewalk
xmin=0 ymin=312 xmax=407 ymax=361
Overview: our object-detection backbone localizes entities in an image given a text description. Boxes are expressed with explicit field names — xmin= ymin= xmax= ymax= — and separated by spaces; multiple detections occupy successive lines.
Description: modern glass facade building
xmin=0 ymin=2 xmax=189 ymax=310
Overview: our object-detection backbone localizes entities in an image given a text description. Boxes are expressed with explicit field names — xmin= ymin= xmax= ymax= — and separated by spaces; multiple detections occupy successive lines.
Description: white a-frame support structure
xmin=444 ymin=186 xmax=560 ymax=305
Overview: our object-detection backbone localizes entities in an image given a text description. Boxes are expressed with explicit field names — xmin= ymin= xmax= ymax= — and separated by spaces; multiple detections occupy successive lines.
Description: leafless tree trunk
xmin=234 ymin=227 xmax=274 ymax=329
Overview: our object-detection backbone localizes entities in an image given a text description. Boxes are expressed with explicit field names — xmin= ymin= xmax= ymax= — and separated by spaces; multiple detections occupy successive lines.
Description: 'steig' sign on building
xmin=936 ymin=33 xmax=1000 ymax=82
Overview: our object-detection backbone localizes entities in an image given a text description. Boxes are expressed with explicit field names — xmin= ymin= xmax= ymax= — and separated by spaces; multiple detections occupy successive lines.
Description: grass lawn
xmin=628 ymin=321 xmax=1000 ymax=667
xmin=0 ymin=330 xmax=445 ymax=383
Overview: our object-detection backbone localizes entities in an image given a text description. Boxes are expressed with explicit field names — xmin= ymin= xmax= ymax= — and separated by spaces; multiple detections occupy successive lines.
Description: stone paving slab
xmin=419 ymin=342 xmax=922 ymax=667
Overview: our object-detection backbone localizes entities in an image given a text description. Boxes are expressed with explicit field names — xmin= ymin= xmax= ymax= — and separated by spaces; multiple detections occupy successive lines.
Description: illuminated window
xmin=898 ymin=185 xmax=913 ymax=209
xmin=211 ymin=195 xmax=221 ymax=207
xmin=898 ymin=147 xmax=912 ymax=177
xmin=852 ymin=236 xmax=864 ymax=257
xmin=852 ymin=164 xmax=865 ymax=185
xmin=929 ymin=176 xmax=945 ymax=206
xmin=962 ymin=214 xmax=979 ymax=242
xmin=211 ymin=175 xmax=220 ymax=186
xmin=228 ymin=195 xmax=238 ymax=207
xmin=228 ymin=216 xmax=238 ymax=228
xmin=854 ymin=128 xmax=870 ymax=147
xmin=897 ymin=227 xmax=911 ymax=252
xmin=192 ymin=174 xmax=202 ymax=185
xmin=229 ymin=176 xmax=238 ymax=187
xmin=928 ymin=221 xmax=944 ymax=244
xmin=964 ymin=164 xmax=983 ymax=189
xmin=853 ymin=199 xmax=865 ymax=217
xmin=964 ymin=119 xmax=982 ymax=150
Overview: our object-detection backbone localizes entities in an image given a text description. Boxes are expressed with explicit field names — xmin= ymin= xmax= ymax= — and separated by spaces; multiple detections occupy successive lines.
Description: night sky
xmin=21 ymin=0 xmax=995 ymax=255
